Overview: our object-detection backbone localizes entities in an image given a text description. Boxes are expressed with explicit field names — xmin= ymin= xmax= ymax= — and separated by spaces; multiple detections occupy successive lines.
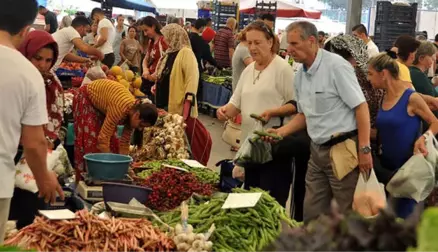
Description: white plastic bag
xmin=353 ymin=169 xmax=387 ymax=218
xmin=424 ymin=131 xmax=438 ymax=173
xmin=386 ymin=153 xmax=435 ymax=202
xmin=232 ymin=165 xmax=245 ymax=182
xmin=120 ymin=60 xmax=130 ymax=72
xmin=233 ymin=121 xmax=272 ymax=167
xmin=15 ymin=149 xmax=61 ymax=193
xmin=84 ymin=65 xmax=107 ymax=82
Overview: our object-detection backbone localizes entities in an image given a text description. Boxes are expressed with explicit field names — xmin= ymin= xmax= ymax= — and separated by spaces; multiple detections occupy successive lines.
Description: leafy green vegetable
xmin=266 ymin=202 xmax=418 ymax=251
xmin=136 ymin=160 xmax=219 ymax=185
xmin=414 ymin=207 xmax=438 ymax=251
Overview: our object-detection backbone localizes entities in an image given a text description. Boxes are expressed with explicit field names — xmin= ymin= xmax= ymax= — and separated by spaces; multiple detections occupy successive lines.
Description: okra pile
xmin=157 ymin=188 xmax=300 ymax=252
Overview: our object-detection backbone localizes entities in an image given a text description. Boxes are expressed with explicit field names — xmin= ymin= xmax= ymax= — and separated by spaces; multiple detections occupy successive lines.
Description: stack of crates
xmin=373 ymin=1 xmax=418 ymax=51
xmin=211 ymin=0 xmax=238 ymax=30
xmin=239 ymin=0 xmax=277 ymax=30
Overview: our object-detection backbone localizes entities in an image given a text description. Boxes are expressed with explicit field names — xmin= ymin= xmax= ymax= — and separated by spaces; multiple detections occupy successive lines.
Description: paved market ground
xmin=198 ymin=114 xmax=235 ymax=170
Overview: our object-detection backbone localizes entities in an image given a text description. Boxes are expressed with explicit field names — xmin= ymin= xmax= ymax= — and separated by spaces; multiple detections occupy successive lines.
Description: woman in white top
xmin=217 ymin=21 xmax=295 ymax=206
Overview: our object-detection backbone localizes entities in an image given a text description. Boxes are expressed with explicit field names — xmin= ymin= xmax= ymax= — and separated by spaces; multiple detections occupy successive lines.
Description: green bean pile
xmin=156 ymin=188 xmax=300 ymax=252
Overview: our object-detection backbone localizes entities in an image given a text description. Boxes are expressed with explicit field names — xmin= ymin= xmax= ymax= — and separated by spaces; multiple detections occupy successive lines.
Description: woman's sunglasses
xmin=250 ymin=21 xmax=275 ymax=39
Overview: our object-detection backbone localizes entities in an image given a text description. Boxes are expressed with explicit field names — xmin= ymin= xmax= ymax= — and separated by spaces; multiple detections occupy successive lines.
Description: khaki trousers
xmin=303 ymin=141 xmax=359 ymax=222
xmin=0 ymin=198 xmax=11 ymax=245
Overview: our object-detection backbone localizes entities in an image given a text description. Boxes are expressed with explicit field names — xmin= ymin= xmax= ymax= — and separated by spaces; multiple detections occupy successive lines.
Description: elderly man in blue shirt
xmin=267 ymin=21 xmax=372 ymax=222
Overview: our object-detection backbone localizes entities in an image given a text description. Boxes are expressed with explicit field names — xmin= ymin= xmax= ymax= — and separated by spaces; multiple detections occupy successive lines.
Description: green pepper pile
xmin=156 ymin=188 xmax=300 ymax=252
xmin=136 ymin=160 xmax=220 ymax=186
xmin=201 ymin=76 xmax=232 ymax=85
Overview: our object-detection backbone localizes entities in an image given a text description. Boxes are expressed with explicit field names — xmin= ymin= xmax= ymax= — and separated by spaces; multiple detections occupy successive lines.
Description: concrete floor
xmin=198 ymin=114 xmax=236 ymax=169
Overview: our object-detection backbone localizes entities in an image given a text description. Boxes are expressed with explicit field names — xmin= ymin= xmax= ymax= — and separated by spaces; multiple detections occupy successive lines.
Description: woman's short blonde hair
xmin=413 ymin=41 xmax=437 ymax=65
xmin=237 ymin=28 xmax=247 ymax=42
xmin=368 ymin=52 xmax=400 ymax=79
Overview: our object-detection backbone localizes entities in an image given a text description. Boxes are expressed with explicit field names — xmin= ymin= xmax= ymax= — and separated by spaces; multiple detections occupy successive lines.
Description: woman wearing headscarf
xmin=11 ymin=30 xmax=64 ymax=229
xmin=324 ymin=35 xmax=384 ymax=138
xmin=154 ymin=24 xmax=199 ymax=117
xmin=19 ymin=30 xmax=64 ymax=148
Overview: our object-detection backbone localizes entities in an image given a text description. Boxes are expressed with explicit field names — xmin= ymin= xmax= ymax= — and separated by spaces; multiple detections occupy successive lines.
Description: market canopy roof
xmin=240 ymin=0 xmax=322 ymax=19
xmin=92 ymin=0 xmax=157 ymax=13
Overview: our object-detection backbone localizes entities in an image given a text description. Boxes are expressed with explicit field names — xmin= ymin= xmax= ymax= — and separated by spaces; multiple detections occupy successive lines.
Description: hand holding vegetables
xmin=259 ymin=110 xmax=273 ymax=124
xmin=250 ymin=114 xmax=268 ymax=125
xmin=260 ymin=128 xmax=287 ymax=143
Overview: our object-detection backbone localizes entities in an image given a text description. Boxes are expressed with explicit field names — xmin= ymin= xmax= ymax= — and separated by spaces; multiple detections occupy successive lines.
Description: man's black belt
xmin=321 ymin=130 xmax=358 ymax=147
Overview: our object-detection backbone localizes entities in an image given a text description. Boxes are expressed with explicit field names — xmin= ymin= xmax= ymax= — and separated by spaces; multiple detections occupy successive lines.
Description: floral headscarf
xmin=326 ymin=34 xmax=383 ymax=128
xmin=19 ymin=30 xmax=64 ymax=142
xmin=327 ymin=35 xmax=369 ymax=74
xmin=156 ymin=24 xmax=191 ymax=79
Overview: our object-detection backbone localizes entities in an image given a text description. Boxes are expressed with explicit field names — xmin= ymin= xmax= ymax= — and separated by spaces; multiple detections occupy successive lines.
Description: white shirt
xmin=52 ymin=26 xmax=81 ymax=69
xmin=367 ymin=39 xmax=380 ymax=58
xmin=0 ymin=45 xmax=48 ymax=198
xmin=230 ymin=55 xmax=295 ymax=140
xmin=97 ymin=18 xmax=115 ymax=55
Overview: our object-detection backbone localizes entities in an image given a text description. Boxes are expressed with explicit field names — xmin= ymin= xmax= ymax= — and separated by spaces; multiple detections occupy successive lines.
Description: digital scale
xmin=76 ymin=173 xmax=133 ymax=202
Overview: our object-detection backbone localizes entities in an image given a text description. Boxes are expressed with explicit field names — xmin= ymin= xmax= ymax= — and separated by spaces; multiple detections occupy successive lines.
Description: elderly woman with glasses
xmin=410 ymin=41 xmax=437 ymax=98
xmin=216 ymin=21 xmax=295 ymax=207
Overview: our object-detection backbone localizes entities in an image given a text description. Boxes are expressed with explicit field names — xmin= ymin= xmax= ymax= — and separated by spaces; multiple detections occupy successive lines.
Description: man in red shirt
xmin=202 ymin=18 xmax=216 ymax=44
xmin=213 ymin=17 xmax=236 ymax=68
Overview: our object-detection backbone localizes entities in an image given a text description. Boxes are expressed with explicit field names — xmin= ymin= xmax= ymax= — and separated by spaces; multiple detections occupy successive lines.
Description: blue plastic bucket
xmin=84 ymin=153 xmax=132 ymax=180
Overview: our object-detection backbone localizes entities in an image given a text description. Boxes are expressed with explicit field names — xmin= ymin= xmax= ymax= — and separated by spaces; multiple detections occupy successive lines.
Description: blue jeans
xmin=395 ymin=197 xmax=417 ymax=219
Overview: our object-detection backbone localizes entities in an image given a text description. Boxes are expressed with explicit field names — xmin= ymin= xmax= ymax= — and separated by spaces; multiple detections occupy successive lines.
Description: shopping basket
xmin=183 ymin=93 xmax=212 ymax=166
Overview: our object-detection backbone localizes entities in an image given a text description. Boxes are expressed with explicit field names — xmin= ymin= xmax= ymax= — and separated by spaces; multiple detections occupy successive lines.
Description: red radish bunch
xmin=142 ymin=168 xmax=214 ymax=212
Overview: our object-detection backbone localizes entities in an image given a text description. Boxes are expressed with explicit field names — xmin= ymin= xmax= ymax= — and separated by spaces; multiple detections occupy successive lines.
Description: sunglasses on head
xmin=251 ymin=21 xmax=274 ymax=39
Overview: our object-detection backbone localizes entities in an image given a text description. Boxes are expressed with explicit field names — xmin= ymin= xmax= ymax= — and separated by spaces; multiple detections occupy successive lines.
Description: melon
xmin=132 ymin=77 xmax=142 ymax=88
xmin=110 ymin=66 xmax=123 ymax=76
xmin=124 ymin=70 xmax=135 ymax=82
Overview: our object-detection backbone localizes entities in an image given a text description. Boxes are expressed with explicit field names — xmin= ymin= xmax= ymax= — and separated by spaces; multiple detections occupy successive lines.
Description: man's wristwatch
xmin=359 ymin=146 xmax=372 ymax=154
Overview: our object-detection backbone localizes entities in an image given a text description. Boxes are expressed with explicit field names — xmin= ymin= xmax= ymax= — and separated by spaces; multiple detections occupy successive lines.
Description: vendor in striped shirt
xmin=73 ymin=79 xmax=158 ymax=173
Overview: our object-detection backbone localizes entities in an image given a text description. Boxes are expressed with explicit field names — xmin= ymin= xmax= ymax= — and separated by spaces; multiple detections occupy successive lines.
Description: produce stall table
xmin=199 ymin=73 xmax=232 ymax=117
xmin=200 ymin=81 xmax=232 ymax=108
